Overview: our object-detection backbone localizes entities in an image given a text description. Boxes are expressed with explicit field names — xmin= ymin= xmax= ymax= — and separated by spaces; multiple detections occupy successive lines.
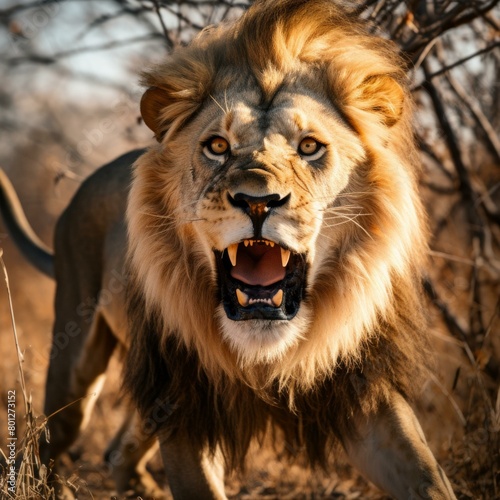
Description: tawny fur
xmin=124 ymin=0 xmax=430 ymax=470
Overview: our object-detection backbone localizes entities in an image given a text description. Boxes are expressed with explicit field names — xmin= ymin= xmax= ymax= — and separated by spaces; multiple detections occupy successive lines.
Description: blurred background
xmin=0 ymin=1 xmax=499 ymax=498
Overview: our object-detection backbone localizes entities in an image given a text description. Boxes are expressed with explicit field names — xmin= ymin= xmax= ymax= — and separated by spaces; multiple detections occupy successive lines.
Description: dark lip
xmin=214 ymin=246 xmax=308 ymax=321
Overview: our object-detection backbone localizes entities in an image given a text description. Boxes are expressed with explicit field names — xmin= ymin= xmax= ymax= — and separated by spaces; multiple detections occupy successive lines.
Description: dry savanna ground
xmin=0 ymin=159 xmax=499 ymax=499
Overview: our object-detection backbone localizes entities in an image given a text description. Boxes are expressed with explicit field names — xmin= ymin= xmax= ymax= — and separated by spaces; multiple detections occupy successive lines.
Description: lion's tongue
xmin=230 ymin=244 xmax=285 ymax=286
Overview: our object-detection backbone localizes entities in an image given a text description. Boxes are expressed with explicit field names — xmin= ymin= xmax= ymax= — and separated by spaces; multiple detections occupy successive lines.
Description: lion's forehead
xmin=218 ymin=90 xmax=341 ymax=151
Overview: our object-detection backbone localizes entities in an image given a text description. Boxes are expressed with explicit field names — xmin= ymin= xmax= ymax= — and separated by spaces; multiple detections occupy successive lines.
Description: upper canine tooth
xmin=280 ymin=248 xmax=291 ymax=267
xmin=227 ymin=244 xmax=238 ymax=266
xmin=244 ymin=240 xmax=250 ymax=247
xmin=236 ymin=289 xmax=249 ymax=307
xmin=272 ymin=289 xmax=283 ymax=307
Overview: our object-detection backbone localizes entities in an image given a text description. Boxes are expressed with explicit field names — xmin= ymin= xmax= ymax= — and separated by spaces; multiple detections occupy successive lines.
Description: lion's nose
xmin=228 ymin=192 xmax=290 ymax=237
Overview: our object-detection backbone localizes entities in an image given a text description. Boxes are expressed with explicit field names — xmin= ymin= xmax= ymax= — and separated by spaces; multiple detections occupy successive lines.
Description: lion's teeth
xmin=244 ymin=240 xmax=250 ymax=247
xmin=280 ymin=248 xmax=291 ymax=267
xmin=237 ymin=289 xmax=282 ymax=307
xmin=272 ymin=289 xmax=283 ymax=307
xmin=227 ymin=243 xmax=238 ymax=266
xmin=236 ymin=289 xmax=249 ymax=307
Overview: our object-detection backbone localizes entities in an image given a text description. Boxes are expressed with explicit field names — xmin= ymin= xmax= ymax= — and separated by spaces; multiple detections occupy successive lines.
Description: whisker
xmin=139 ymin=211 xmax=178 ymax=221
xmin=144 ymin=217 xmax=206 ymax=235
xmin=143 ymin=215 xmax=206 ymax=230
xmin=137 ymin=199 xmax=201 ymax=220
xmin=293 ymin=191 xmax=374 ymax=210
xmin=321 ymin=206 xmax=366 ymax=214
xmin=323 ymin=212 xmax=373 ymax=220
xmin=322 ymin=214 xmax=372 ymax=239
xmin=210 ymin=94 xmax=229 ymax=115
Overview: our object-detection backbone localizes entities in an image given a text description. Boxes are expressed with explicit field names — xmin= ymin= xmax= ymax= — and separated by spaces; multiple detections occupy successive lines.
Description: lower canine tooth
xmin=271 ymin=289 xmax=284 ymax=307
xmin=236 ymin=289 xmax=249 ymax=307
xmin=227 ymin=243 xmax=238 ymax=266
xmin=280 ymin=248 xmax=291 ymax=267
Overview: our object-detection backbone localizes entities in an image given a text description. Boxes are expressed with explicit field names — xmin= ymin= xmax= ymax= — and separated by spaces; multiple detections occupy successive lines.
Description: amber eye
xmin=298 ymin=137 xmax=326 ymax=161
xmin=298 ymin=137 xmax=321 ymax=155
xmin=204 ymin=136 xmax=230 ymax=159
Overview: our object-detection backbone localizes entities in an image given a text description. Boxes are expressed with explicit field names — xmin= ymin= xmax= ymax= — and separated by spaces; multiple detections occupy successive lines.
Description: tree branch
xmin=412 ymin=42 xmax=500 ymax=91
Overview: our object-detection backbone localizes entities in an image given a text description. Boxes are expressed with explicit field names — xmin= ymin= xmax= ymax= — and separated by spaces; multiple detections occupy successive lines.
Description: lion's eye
xmin=298 ymin=137 xmax=326 ymax=161
xmin=203 ymin=136 xmax=230 ymax=160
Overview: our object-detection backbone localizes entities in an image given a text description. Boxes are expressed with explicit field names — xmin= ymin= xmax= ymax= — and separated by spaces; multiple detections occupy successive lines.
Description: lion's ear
xmin=359 ymin=75 xmax=405 ymax=127
xmin=140 ymin=87 xmax=172 ymax=141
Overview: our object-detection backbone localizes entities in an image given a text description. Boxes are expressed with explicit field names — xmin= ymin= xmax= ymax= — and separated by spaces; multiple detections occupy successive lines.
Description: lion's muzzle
xmin=228 ymin=192 xmax=290 ymax=238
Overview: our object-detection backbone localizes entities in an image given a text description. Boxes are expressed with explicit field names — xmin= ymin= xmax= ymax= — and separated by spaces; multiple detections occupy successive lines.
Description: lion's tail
xmin=0 ymin=168 xmax=54 ymax=279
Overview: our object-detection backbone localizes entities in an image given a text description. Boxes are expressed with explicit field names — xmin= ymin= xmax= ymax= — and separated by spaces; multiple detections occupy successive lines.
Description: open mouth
xmin=214 ymin=239 xmax=308 ymax=321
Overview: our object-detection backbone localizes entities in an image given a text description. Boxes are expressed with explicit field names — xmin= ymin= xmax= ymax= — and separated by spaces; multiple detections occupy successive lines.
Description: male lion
xmin=0 ymin=0 xmax=456 ymax=498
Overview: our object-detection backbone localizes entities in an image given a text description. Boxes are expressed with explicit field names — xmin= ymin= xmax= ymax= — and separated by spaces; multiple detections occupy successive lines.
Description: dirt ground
xmin=0 ymin=160 xmax=498 ymax=499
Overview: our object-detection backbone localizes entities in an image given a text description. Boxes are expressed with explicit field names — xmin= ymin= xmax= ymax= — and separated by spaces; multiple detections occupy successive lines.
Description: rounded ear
xmin=140 ymin=87 xmax=172 ymax=141
xmin=360 ymin=75 xmax=405 ymax=127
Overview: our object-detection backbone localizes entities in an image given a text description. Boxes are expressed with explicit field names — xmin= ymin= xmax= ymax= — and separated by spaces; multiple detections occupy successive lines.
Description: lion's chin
xmin=217 ymin=305 xmax=310 ymax=364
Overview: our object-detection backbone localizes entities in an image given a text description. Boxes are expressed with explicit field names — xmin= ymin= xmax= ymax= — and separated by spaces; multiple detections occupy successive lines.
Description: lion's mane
xmin=124 ymin=0 xmax=430 ymax=469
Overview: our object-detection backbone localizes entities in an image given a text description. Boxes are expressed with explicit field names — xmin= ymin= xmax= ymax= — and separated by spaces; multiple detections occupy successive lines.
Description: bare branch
xmin=412 ymin=42 xmax=500 ymax=91
xmin=422 ymin=61 xmax=477 ymax=213
xmin=5 ymin=33 xmax=165 ymax=66
xmin=444 ymin=64 xmax=500 ymax=165
xmin=423 ymin=277 xmax=470 ymax=342
xmin=151 ymin=0 xmax=174 ymax=49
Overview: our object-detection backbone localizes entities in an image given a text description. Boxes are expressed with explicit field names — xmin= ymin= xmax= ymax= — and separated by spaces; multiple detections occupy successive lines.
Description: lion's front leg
xmin=159 ymin=431 xmax=226 ymax=500
xmin=344 ymin=391 xmax=456 ymax=500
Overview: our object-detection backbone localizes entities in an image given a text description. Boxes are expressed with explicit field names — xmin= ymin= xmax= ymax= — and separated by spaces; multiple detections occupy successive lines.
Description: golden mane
xmin=141 ymin=0 xmax=411 ymax=143
xmin=125 ymin=0 xmax=428 ymax=412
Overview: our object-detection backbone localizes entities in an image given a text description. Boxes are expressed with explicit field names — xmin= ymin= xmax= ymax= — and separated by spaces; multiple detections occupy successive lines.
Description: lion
xmin=0 ymin=0 xmax=457 ymax=498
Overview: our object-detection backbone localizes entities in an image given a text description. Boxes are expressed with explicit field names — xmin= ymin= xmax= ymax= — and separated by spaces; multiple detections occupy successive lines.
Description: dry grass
xmin=441 ymin=359 xmax=500 ymax=498
xmin=0 ymin=249 xmax=56 ymax=499
xmin=0 ymin=250 xmax=91 ymax=499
